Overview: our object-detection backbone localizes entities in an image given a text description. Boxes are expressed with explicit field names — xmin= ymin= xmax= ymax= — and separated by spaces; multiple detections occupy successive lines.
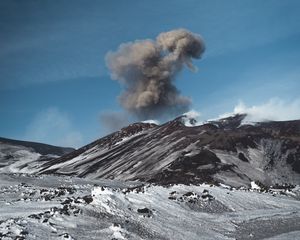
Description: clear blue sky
xmin=1 ymin=0 xmax=300 ymax=147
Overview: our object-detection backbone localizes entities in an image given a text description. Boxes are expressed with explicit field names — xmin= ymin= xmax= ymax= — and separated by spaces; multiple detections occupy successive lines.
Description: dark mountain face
xmin=0 ymin=137 xmax=75 ymax=173
xmin=37 ymin=114 xmax=300 ymax=187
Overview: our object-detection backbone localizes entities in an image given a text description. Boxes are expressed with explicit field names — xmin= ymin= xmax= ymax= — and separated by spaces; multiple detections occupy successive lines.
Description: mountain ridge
xmin=0 ymin=137 xmax=75 ymax=155
xmin=0 ymin=137 xmax=75 ymax=173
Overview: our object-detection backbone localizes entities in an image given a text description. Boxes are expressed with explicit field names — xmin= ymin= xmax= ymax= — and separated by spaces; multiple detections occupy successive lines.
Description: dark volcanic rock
xmin=137 ymin=208 xmax=153 ymax=217
xmin=238 ymin=153 xmax=249 ymax=162
xmin=82 ymin=195 xmax=93 ymax=204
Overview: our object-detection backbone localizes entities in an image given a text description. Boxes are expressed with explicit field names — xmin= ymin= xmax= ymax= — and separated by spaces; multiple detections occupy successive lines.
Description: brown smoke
xmin=105 ymin=28 xmax=205 ymax=120
xmin=99 ymin=111 xmax=130 ymax=133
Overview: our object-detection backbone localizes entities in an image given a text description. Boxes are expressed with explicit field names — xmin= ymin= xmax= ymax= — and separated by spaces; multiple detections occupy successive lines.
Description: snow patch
xmin=109 ymin=224 xmax=126 ymax=239
xmin=251 ymin=181 xmax=261 ymax=190
xmin=142 ymin=119 xmax=160 ymax=125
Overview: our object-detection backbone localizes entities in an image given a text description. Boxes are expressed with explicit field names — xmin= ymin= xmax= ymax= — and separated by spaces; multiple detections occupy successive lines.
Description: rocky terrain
xmin=0 ymin=173 xmax=300 ymax=240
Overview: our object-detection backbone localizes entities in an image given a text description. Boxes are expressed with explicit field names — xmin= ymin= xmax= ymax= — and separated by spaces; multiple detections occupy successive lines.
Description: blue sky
xmin=1 ymin=0 xmax=300 ymax=147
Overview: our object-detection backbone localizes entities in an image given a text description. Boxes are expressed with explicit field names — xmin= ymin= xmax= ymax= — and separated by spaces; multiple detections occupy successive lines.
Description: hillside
xmin=38 ymin=114 xmax=300 ymax=187
xmin=0 ymin=137 xmax=74 ymax=174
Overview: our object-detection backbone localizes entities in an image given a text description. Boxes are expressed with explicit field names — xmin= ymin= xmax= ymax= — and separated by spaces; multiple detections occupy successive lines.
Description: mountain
xmin=38 ymin=114 xmax=300 ymax=187
xmin=1 ymin=117 xmax=300 ymax=240
xmin=0 ymin=137 xmax=74 ymax=173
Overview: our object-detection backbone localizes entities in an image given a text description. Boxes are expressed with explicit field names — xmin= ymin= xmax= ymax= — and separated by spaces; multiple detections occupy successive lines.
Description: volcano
xmin=1 ymin=115 xmax=300 ymax=239
xmin=36 ymin=114 xmax=300 ymax=187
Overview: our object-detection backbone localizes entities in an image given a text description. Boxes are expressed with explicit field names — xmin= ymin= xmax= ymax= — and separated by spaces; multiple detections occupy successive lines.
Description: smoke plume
xmin=106 ymin=28 xmax=205 ymax=120
xmin=99 ymin=111 xmax=130 ymax=133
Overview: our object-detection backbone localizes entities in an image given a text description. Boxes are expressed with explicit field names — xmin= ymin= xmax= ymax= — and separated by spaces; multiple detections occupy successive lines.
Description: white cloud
xmin=182 ymin=110 xmax=202 ymax=127
xmin=183 ymin=110 xmax=201 ymax=120
xmin=25 ymin=107 xmax=83 ymax=148
xmin=222 ymin=98 xmax=300 ymax=122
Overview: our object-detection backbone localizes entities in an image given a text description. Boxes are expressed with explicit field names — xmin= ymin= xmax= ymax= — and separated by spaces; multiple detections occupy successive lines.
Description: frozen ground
xmin=0 ymin=173 xmax=300 ymax=240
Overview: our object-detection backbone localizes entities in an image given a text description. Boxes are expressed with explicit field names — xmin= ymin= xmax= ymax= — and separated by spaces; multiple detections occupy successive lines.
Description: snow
xmin=0 ymin=144 xmax=41 ymax=174
xmin=109 ymin=224 xmax=126 ymax=239
xmin=142 ymin=119 xmax=160 ymax=125
xmin=250 ymin=181 xmax=261 ymax=190
xmin=114 ymin=132 xmax=143 ymax=145
xmin=238 ymin=120 xmax=257 ymax=127
xmin=264 ymin=231 xmax=300 ymax=240
xmin=0 ymin=173 xmax=300 ymax=239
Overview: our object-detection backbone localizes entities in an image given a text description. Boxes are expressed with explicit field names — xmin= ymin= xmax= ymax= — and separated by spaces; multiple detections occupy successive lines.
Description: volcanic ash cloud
xmin=106 ymin=28 xmax=205 ymax=120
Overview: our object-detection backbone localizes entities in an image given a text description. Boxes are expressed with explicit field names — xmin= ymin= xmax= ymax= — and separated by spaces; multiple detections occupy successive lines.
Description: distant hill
xmin=0 ymin=137 xmax=74 ymax=156
xmin=0 ymin=137 xmax=75 ymax=173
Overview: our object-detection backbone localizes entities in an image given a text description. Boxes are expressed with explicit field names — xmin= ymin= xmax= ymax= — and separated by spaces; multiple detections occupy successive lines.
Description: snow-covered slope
xmin=1 ymin=173 xmax=300 ymax=240
xmin=0 ymin=137 xmax=74 ymax=174
xmin=38 ymin=115 xmax=300 ymax=187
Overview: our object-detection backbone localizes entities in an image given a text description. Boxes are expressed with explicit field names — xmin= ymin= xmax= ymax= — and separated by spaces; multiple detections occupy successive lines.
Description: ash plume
xmin=100 ymin=111 xmax=130 ymax=133
xmin=106 ymin=28 xmax=205 ymax=120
